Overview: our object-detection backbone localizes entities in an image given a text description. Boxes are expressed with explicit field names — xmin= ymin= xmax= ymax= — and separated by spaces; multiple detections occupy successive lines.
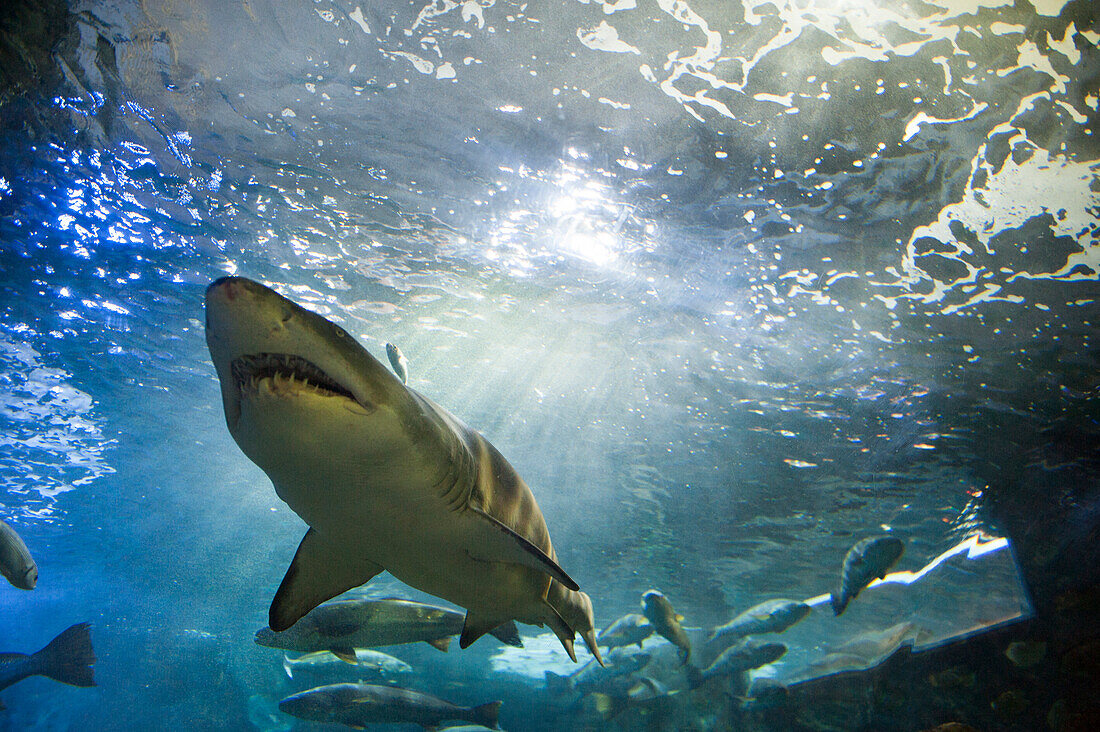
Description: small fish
xmin=830 ymin=535 xmax=905 ymax=616
xmin=590 ymin=676 xmax=676 ymax=721
xmin=386 ymin=342 xmax=409 ymax=384
xmin=738 ymin=677 xmax=788 ymax=711
xmin=991 ymin=689 xmax=1027 ymax=719
xmin=544 ymin=646 xmax=650 ymax=696
xmin=1004 ymin=640 xmax=1046 ymax=668
xmin=255 ymin=597 xmax=522 ymax=659
xmin=0 ymin=623 xmax=96 ymax=702
xmin=927 ymin=665 xmax=976 ymax=690
xmin=282 ymin=648 xmax=413 ymax=680
xmin=641 ymin=590 xmax=691 ymax=665
xmin=835 ymin=621 xmax=921 ymax=659
xmin=596 ymin=612 xmax=654 ymax=651
xmin=278 ymin=682 xmax=501 ymax=730
xmin=687 ymin=638 xmax=786 ymax=688
xmin=802 ymin=651 xmax=867 ymax=678
xmin=0 ymin=518 xmax=37 ymax=590
xmin=708 ymin=599 xmax=810 ymax=647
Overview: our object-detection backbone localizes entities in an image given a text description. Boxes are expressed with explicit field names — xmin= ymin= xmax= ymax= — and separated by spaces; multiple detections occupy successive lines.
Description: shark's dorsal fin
xmin=466 ymin=505 xmax=580 ymax=591
xmin=269 ymin=529 xmax=383 ymax=632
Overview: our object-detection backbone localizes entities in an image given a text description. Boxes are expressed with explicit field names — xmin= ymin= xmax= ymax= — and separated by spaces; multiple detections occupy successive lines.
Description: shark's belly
xmin=278 ymin=466 xmax=548 ymax=620
xmin=384 ymin=518 xmax=549 ymax=619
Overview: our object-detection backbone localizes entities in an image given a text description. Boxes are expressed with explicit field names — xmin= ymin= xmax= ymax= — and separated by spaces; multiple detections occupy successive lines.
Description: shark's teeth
xmin=232 ymin=354 xmax=356 ymax=402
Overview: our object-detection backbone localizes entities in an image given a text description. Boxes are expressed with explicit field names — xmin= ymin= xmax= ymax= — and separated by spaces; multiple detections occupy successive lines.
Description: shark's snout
xmin=207 ymin=276 xmax=253 ymax=302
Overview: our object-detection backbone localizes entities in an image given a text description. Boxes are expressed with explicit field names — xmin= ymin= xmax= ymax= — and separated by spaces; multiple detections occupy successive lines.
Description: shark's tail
xmin=34 ymin=623 xmax=95 ymax=687
xmin=830 ymin=591 xmax=849 ymax=616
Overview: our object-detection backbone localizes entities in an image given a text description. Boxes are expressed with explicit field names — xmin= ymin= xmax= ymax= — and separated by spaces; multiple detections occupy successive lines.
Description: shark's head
xmin=204 ymin=277 xmax=422 ymax=493
xmin=205 ymin=277 xmax=402 ymax=426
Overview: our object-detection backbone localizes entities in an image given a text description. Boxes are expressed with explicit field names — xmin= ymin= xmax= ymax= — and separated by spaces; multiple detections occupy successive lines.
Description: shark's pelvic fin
xmin=466 ymin=505 xmax=580 ymax=591
xmin=542 ymin=599 xmax=578 ymax=662
xmin=269 ymin=528 xmax=383 ymax=632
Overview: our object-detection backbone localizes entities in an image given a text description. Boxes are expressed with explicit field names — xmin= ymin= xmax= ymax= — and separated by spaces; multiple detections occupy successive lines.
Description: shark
xmin=204 ymin=276 xmax=601 ymax=663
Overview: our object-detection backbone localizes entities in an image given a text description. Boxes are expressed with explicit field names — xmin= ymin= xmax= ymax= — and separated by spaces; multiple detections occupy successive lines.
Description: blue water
xmin=0 ymin=0 xmax=1097 ymax=729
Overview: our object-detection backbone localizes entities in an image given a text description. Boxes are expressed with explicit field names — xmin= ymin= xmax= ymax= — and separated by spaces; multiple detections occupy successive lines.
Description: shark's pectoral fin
xmin=466 ymin=506 xmax=580 ymax=591
xmin=269 ymin=529 xmax=383 ymax=632
xmin=459 ymin=611 xmax=512 ymax=650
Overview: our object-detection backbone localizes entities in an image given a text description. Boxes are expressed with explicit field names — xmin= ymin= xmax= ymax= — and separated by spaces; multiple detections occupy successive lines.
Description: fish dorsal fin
xmin=466 ymin=505 xmax=580 ymax=591
xmin=426 ymin=636 xmax=451 ymax=652
xmin=330 ymin=647 xmax=358 ymax=664
xmin=269 ymin=529 xmax=384 ymax=632
xmin=459 ymin=611 xmax=511 ymax=650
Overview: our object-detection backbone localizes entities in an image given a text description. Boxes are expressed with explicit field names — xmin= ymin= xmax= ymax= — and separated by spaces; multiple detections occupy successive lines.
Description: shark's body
xmin=204 ymin=277 xmax=600 ymax=662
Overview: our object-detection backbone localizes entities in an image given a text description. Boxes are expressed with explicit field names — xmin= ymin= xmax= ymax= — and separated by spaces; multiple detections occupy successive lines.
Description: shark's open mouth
xmin=231 ymin=353 xmax=356 ymax=402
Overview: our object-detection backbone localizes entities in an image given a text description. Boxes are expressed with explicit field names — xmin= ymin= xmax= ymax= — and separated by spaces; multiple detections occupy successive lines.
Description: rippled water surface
xmin=0 ymin=0 xmax=1097 ymax=730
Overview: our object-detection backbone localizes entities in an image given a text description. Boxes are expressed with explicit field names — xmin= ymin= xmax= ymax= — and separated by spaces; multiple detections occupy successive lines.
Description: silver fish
xmin=596 ymin=612 xmax=654 ymax=651
xmin=688 ymin=638 xmax=787 ymax=688
xmin=830 ymin=535 xmax=905 ymax=616
xmin=710 ymin=599 xmax=809 ymax=643
xmin=641 ymin=590 xmax=690 ymax=665
xmin=544 ymin=646 xmax=650 ymax=696
xmin=589 ymin=676 xmax=677 ymax=721
xmin=386 ymin=342 xmax=409 ymax=384
xmin=256 ymin=596 xmax=521 ymax=658
xmin=278 ymin=682 xmax=501 ymax=730
xmin=0 ymin=518 xmax=37 ymax=590
xmin=282 ymin=648 xmax=413 ymax=681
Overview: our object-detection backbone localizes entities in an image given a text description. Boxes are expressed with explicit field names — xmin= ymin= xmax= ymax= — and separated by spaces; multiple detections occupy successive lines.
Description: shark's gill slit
xmin=232 ymin=353 xmax=356 ymax=402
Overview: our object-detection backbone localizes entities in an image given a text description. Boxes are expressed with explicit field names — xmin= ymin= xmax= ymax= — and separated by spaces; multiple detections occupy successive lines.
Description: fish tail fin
xmin=282 ymin=654 xmax=294 ymax=679
xmin=685 ymin=665 xmax=703 ymax=690
xmin=470 ymin=700 xmax=502 ymax=729
xmin=830 ymin=592 xmax=848 ymax=616
xmin=544 ymin=670 xmax=572 ymax=695
xmin=35 ymin=623 xmax=95 ymax=687
xmin=488 ymin=620 xmax=524 ymax=648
